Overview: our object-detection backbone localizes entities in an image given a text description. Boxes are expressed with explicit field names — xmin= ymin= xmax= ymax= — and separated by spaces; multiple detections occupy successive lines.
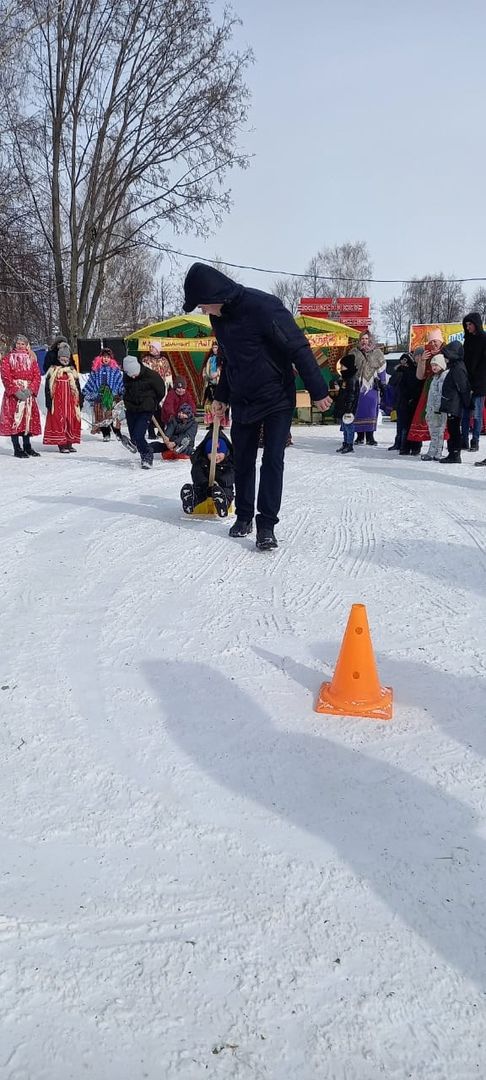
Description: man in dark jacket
xmin=123 ymin=355 xmax=165 ymax=468
xmin=183 ymin=263 xmax=331 ymax=550
xmin=440 ymin=341 xmax=471 ymax=464
xmin=461 ymin=313 xmax=486 ymax=451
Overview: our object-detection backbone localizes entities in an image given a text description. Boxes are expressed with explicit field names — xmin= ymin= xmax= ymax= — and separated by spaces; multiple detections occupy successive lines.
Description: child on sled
xmin=180 ymin=425 xmax=235 ymax=517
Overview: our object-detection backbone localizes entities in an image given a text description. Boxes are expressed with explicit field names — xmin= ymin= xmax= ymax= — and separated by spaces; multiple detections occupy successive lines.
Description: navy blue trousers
xmin=231 ymin=408 xmax=294 ymax=529
xmin=126 ymin=411 xmax=152 ymax=457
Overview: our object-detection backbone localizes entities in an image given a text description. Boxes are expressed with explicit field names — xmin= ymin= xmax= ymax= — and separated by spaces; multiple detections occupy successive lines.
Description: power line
xmin=145 ymin=242 xmax=486 ymax=286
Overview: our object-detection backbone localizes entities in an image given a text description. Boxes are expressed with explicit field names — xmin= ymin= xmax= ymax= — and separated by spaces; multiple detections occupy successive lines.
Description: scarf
xmin=353 ymin=346 xmax=385 ymax=389
xmin=49 ymin=365 xmax=81 ymax=418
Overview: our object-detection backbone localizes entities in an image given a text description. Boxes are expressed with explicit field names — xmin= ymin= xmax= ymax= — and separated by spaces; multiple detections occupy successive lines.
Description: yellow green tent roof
xmin=128 ymin=313 xmax=359 ymax=341
xmin=295 ymin=315 xmax=359 ymax=337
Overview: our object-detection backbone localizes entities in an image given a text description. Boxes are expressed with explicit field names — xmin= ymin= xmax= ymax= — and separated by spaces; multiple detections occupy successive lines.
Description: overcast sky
xmin=176 ymin=0 xmax=486 ymax=329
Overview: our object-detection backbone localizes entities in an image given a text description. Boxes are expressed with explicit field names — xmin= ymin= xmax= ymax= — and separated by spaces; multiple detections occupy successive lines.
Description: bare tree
xmin=302 ymin=255 xmax=324 ymax=298
xmin=271 ymin=276 xmax=302 ymax=314
xmin=319 ymin=241 xmax=372 ymax=297
xmin=468 ymin=287 xmax=486 ymax=322
xmin=381 ymin=295 xmax=409 ymax=347
xmin=404 ymin=274 xmax=465 ymax=324
xmin=5 ymin=0 xmax=251 ymax=344
xmin=96 ymin=244 xmax=157 ymax=334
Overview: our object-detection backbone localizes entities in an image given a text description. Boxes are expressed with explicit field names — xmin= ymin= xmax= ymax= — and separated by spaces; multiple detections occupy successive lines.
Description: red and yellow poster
xmin=409 ymin=323 xmax=466 ymax=350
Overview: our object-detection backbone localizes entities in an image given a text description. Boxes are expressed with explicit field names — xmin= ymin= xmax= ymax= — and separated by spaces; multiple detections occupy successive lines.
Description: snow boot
xmin=229 ymin=518 xmax=253 ymax=538
xmin=366 ymin=433 xmax=378 ymax=446
xmin=103 ymin=430 xmax=111 ymax=442
xmin=58 ymin=446 xmax=70 ymax=454
xmin=180 ymin=484 xmax=195 ymax=515
xmin=13 ymin=446 xmax=28 ymax=458
xmin=469 ymin=439 xmax=479 ymax=451
xmin=66 ymin=444 xmax=77 ymax=453
xmin=341 ymin=444 xmax=354 ymax=455
xmin=475 ymin=458 xmax=486 ymax=467
xmin=22 ymin=435 xmax=40 ymax=457
xmin=141 ymin=452 xmax=153 ymax=470
xmin=256 ymin=527 xmax=278 ymax=551
xmin=441 ymin=452 xmax=462 ymax=464
xmin=212 ymin=482 xmax=229 ymax=518
xmin=335 ymin=443 xmax=346 ymax=453
xmin=355 ymin=433 xmax=364 ymax=445
xmin=388 ymin=443 xmax=399 ymax=451
xmin=461 ymin=437 xmax=470 ymax=450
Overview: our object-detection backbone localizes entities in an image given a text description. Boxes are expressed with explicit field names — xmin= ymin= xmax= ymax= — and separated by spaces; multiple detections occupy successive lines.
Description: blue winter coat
xmin=183 ymin=263 xmax=329 ymax=424
xmin=83 ymin=364 xmax=124 ymax=401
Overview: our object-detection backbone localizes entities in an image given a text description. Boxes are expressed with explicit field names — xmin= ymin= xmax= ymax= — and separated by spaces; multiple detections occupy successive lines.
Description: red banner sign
xmin=299 ymin=297 xmax=370 ymax=329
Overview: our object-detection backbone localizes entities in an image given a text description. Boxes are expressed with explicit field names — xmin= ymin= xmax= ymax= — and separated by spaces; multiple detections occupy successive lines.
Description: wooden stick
xmin=208 ymin=416 xmax=221 ymax=489
xmin=151 ymin=414 xmax=171 ymax=447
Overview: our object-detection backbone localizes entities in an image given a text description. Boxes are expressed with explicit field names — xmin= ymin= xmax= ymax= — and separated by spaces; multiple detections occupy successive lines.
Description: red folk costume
xmin=0 ymin=347 xmax=42 ymax=437
xmin=43 ymin=364 xmax=82 ymax=447
xmin=408 ymin=331 xmax=444 ymax=443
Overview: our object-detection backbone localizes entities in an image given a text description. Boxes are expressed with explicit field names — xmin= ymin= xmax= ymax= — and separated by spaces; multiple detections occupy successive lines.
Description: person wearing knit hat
xmin=161 ymin=375 xmax=196 ymax=427
xmin=123 ymin=355 xmax=141 ymax=378
xmin=122 ymin=354 xmax=166 ymax=468
xmin=43 ymin=345 xmax=83 ymax=453
xmin=422 ymin=353 xmax=449 ymax=460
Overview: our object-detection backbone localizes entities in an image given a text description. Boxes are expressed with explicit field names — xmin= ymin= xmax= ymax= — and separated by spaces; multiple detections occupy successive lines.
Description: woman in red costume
xmin=0 ymin=335 xmax=42 ymax=457
xmin=408 ymin=328 xmax=445 ymax=449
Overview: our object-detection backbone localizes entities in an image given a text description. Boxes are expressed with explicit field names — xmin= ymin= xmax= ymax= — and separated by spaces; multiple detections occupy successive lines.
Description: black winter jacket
xmin=440 ymin=342 xmax=471 ymax=417
xmin=190 ymin=426 xmax=235 ymax=501
xmin=165 ymin=414 xmax=198 ymax=453
xmin=333 ymin=356 xmax=360 ymax=420
xmin=389 ymin=354 xmax=422 ymax=409
xmin=462 ymin=312 xmax=486 ymax=395
xmin=183 ymin=263 xmax=329 ymax=424
xmin=123 ymin=363 xmax=165 ymax=414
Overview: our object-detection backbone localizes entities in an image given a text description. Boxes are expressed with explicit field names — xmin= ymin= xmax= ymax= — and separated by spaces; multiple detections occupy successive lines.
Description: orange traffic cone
xmin=315 ymin=604 xmax=393 ymax=720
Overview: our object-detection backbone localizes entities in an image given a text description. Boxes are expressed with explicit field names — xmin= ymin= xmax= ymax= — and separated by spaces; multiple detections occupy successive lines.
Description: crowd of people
xmin=1 ymin=279 xmax=485 ymax=549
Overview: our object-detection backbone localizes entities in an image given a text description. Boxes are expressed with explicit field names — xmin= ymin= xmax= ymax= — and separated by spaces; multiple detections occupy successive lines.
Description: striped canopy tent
xmin=126 ymin=313 xmax=359 ymax=405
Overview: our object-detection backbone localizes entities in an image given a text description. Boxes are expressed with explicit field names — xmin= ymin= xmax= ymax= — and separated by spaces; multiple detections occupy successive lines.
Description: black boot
xmin=256 ymin=526 xmax=278 ymax=551
xmin=229 ymin=518 xmax=253 ymax=538
xmin=469 ymin=439 xmax=479 ymax=451
xmin=336 ymin=443 xmax=346 ymax=453
xmin=103 ymin=429 xmax=111 ymax=442
xmin=366 ymin=433 xmax=378 ymax=446
xmin=341 ymin=444 xmax=354 ymax=455
xmin=355 ymin=433 xmax=364 ymax=445
xmin=461 ymin=437 xmax=470 ymax=450
xmin=475 ymin=458 xmax=486 ymax=467
xmin=12 ymin=435 xmax=27 ymax=458
xmin=180 ymin=484 xmax=195 ymax=514
xmin=22 ymin=435 xmax=40 ymax=457
xmin=212 ymin=482 xmax=229 ymax=518
xmin=441 ymin=452 xmax=462 ymax=464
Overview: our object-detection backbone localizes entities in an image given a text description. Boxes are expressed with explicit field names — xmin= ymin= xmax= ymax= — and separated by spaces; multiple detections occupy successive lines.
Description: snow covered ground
xmin=1 ymin=422 xmax=486 ymax=1080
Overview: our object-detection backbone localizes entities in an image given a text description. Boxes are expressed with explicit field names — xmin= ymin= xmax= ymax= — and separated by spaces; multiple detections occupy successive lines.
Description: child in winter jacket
xmin=333 ymin=354 xmax=360 ymax=454
xmin=422 ymin=354 xmax=448 ymax=460
xmin=149 ymin=403 xmax=198 ymax=458
xmin=440 ymin=341 xmax=471 ymax=464
xmin=180 ymin=426 xmax=235 ymax=517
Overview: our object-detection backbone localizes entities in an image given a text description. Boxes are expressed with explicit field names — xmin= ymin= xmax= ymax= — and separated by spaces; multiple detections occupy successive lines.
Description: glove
xmin=343 ymin=413 xmax=355 ymax=424
xmin=15 ymin=389 xmax=31 ymax=401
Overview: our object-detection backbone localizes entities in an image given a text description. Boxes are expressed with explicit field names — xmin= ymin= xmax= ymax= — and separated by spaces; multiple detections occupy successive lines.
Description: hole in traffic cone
xmin=315 ymin=604 xmax=393 ymax=720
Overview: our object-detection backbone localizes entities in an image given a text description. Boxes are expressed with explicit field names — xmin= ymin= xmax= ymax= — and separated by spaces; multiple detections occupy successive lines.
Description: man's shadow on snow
xmin=144 ymin=655 xmax=486 ymax=988
xmin=32 ymin=493 xmax=234 ymax=540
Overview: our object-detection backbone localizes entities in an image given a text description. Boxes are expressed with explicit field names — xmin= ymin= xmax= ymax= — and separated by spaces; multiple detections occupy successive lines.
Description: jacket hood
xmin=183 ymin=262 xmax=242 ymax=312
xmin=340 ymin=354 xmax=356 ymax=376
xmin=442 ymin=340 xmax=464 ymax=364
xmin=463 ymin=312 xmax=485 ymax=335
